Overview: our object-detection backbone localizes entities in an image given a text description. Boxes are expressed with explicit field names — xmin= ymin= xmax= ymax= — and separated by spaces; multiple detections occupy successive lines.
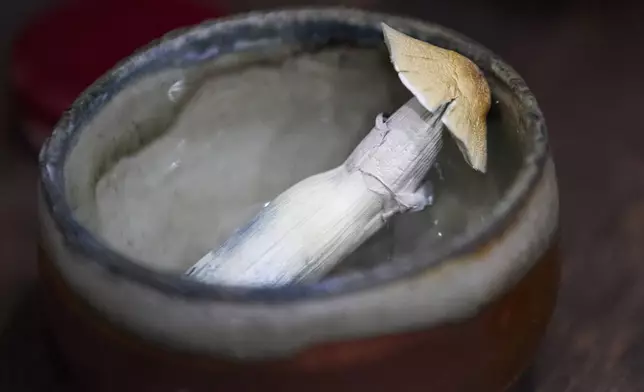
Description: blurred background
xmin=1 ymin=0 xmax=643 ymax=390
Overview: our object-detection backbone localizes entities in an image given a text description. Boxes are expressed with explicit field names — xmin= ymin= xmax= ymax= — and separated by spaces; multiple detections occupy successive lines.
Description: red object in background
xmin=10 ymin=0 xmax=225 ymax=151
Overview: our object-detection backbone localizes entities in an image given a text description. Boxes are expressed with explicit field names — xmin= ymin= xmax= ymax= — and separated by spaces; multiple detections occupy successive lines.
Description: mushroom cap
xmin=382 ymin=23 xmax=491 ymax=173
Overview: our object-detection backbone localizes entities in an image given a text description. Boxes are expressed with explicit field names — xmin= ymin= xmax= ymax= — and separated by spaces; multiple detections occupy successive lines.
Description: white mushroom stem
xmin=185 ymin=98 xmax=450 ymax=287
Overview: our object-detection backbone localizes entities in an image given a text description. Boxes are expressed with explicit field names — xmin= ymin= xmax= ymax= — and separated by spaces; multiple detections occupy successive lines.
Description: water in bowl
xmin=72 ymin=46 xmax=520 ymax=281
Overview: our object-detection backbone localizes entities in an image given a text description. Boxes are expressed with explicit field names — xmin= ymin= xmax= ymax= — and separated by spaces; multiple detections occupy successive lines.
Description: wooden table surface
xmin=1 ymin=0 xmax=643 ymax=390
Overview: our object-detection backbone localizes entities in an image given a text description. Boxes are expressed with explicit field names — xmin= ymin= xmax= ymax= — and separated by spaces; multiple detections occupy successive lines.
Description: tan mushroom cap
xmin=381 ymin=23 xmax=491 ymax=173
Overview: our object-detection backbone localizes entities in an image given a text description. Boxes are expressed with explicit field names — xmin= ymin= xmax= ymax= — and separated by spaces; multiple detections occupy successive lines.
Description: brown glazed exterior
xmin=37 ymin=8 xmax=559 ymax=392
xmin=40 ymin=247 xmax=559 ymax=391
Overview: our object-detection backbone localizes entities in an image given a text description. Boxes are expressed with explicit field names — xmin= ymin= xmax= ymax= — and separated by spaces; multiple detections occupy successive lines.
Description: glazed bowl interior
xmin=39 ymin=9 xmax=546 ymax=301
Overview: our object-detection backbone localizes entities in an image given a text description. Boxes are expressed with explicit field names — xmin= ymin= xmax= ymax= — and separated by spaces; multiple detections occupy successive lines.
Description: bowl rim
xmin=38 ymin=7 xmax=549 ymax=303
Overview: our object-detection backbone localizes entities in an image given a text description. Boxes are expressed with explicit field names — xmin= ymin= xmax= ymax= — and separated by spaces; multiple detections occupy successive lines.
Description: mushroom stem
xmin=184 ymin=98 xmax=449 ymax=287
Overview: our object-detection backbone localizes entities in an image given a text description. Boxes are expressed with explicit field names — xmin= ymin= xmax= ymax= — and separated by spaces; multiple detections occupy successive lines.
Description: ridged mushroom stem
xmin=185 ymin=98 xmax=449 ymax=287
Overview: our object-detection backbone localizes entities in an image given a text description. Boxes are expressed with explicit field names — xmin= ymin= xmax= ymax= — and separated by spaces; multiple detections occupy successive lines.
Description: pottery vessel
xmin=38 ymin=8 xmax=559 ymax=391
